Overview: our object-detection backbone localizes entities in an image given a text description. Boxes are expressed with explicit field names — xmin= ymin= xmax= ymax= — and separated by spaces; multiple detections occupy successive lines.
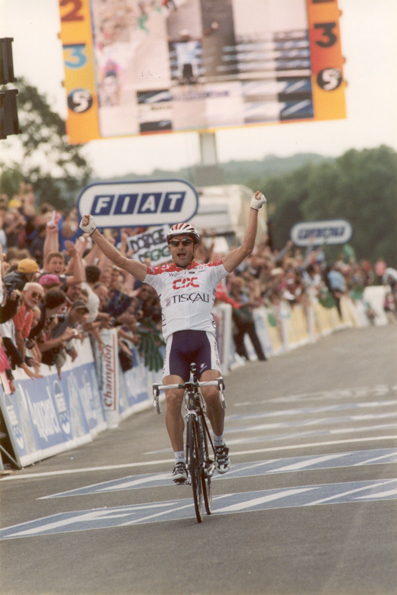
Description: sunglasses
xmin=169 ymin=238 xmax=193 ymax=248
xmin=30 ymin=292 xmax=43 ymax=301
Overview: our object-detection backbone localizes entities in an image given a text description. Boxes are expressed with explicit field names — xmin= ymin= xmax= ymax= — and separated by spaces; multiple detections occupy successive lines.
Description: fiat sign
xmin=291 ymin=220 xmax=352 ymax=246
xmin=77 ymin=179 xmax=198 ymax=228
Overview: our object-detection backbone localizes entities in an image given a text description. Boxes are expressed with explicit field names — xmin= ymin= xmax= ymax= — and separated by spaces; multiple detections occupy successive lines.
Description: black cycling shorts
xmin=163 ymin=330 xmax=221 ymax=381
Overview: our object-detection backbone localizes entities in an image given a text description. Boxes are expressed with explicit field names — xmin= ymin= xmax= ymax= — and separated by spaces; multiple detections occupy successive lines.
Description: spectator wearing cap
xmin=39 ymin=273 xmax=62 ymax=293
xmin=3 ymin=258 xmax=40 ymax=294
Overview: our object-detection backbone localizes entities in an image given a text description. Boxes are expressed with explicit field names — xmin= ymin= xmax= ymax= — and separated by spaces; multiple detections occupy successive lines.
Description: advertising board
xmin=58 ymin=0 xmax=346 ymax=143
xmin=290 ymin=219 xmax=352 ymax=246
xmin=77 ymin=179 xmax=198 ymax=228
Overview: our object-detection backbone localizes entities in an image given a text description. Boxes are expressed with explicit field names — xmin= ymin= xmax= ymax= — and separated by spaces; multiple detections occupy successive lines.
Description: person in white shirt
xmin=80 ymin=191 xmax=267 ymax=482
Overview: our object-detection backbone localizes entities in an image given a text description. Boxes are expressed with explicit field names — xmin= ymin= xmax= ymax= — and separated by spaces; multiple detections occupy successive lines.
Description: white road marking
xmin=266 ymin=453 xmax=346 ymax=473
xmin=4 ymin=479 xmax=397 ymax=538
xmin=227 ymin=399 xmax=397 ymax=422
xmin=232 ymin=385 xmax=396 ymax=406
xmin=306 ymin=480 xmax=396 ymax=507
xmin=1 ymin=458 xmax=174 ymax=480
xmin=38 ymin=448 xmax=397 ymax=499
xmin=355 ymin=488 xmax=397 ymax=500
xmin=215 ymin=488 xmax=315 ymax=513
xmin=4 ymin=435 xmax=397 ymax=481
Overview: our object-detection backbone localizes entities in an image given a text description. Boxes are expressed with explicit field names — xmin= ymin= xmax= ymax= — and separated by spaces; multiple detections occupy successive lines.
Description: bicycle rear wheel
xmin=187 ymin=415 xmax=203 ymax=523
xmin=198 ymin=416 xmax=212 ymax=515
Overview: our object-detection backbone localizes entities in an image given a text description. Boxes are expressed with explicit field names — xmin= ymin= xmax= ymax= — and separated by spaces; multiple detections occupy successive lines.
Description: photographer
xmin=27 ymin=288 xmax=68 ymax=348
xmin=37 ymin=300 xmax=89 ymax=374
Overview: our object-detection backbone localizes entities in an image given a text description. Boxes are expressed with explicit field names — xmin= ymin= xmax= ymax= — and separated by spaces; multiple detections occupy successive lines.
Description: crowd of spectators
xmin=0 ymin=183 xmax=396 ymax=392
xmin=0 ymin=184 xmax=166 ymax=391
xmin=215 ymin=237 xmax=397 ymax=356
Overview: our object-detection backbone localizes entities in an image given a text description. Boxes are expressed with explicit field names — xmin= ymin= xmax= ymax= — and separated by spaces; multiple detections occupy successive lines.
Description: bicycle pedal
xmin=204 ymin=465 xmax=215 ymax=478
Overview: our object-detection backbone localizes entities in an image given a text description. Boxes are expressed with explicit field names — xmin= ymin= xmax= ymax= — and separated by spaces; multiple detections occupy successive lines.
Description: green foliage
xmin=0 ymin=164 xmax=24 ymax=198
xmin=135 ymin=322 xmax=165 ymax=372
xmin=0 ymin=78 xmax=92 ymax=210
xmin=265 ymin=145 xmax=397 ymax=267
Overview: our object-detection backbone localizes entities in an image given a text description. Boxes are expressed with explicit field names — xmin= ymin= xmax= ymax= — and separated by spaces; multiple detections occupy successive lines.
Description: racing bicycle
xmin=152 ymin=363 xmax=226 ymax=523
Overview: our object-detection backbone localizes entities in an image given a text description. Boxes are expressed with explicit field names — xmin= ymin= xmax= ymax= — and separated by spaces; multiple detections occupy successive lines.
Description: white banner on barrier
xmin=214 ymin=303 xmax=232 ymax=377
xmin=0 ymin=339 xmax=104 ymax=468
xmin=100 ymin=329 xmax=119 ymax=428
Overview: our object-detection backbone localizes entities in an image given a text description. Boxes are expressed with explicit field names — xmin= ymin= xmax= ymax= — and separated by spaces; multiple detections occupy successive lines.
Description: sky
xmin=1 ymin=0 xmax=397 ymax=178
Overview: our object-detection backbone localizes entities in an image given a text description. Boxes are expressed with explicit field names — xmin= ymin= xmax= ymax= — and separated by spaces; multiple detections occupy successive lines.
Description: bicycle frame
xmin=152 ymin=363 xmax=226 ymax=522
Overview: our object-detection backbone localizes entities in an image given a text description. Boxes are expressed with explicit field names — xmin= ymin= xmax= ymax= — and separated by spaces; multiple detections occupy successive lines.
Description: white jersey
xmin=144 ymin=260 xmax=228 ymax=340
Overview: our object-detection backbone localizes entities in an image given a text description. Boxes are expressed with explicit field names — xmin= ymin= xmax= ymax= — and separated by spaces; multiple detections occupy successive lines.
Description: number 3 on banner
xmin=314 ymin=22 xmax=337 ymax=48
xmin=64 ymin=45 xmax=88 ymax=69
xmin=60 ymin=0 xmax=84 ymax=22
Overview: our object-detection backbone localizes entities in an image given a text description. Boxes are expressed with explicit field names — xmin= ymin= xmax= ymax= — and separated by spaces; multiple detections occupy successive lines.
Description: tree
xmin=0 ymin=78 xmax=92 ymax=210
xmin=267 ymin=146 xmax=397 ymax=267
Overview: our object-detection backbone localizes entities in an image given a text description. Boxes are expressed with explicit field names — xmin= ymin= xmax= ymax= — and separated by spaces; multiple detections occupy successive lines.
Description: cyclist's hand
xmin=250 ymin=191 xmax=267 ymax=210
xmin=80 ymin=214 xmax=97 ymax=235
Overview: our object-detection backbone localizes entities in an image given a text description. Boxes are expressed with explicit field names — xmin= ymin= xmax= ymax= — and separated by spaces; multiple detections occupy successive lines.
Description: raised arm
xmin=43 ymin=221 xmax=59 ymax=264
xmin=222 ymin=191 xmax=266 ymax=273
xmin=80 ymin=215 xmax=147 ymax=282
xmin=63 ymin=240 xmax=85 ymax=286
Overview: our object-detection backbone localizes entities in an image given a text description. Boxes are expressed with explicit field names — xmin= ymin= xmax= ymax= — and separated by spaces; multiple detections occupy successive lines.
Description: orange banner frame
xmin=59 ymin=0 xmax=346 ymax=144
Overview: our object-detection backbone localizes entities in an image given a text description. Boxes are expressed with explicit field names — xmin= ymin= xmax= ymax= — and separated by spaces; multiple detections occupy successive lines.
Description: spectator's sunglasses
xmin=30 ymin=292 xmax=43 ymax=301
xmin=169 ymin=238 xmax=193 ymax=247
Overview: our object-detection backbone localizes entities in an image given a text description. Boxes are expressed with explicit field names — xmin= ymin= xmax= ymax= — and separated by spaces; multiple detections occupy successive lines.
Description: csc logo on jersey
xmin=173 ymin=277 xmax=199 ymax=290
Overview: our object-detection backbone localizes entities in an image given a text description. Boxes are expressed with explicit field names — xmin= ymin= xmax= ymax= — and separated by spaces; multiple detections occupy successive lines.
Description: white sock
xmin=174 ymin=451 xmax=185 ymax=463
xmin=213 ymin=434 xmax=225 ymax=447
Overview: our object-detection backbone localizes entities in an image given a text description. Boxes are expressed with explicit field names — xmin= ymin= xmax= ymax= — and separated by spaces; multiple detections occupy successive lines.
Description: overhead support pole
xmin=193 ymin=132 xmax=224 ymax=186
xmin=199 ymin=132 xmax=218 ymax=165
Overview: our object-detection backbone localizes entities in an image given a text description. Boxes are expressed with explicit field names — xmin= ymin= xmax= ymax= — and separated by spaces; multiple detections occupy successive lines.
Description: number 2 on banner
xmin=60 ymin=0 xmax=84 ymax=22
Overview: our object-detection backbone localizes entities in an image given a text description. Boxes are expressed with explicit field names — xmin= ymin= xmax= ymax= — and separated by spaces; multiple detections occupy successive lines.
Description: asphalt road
xmin=1 ymin=324 xmax=397 ymax=595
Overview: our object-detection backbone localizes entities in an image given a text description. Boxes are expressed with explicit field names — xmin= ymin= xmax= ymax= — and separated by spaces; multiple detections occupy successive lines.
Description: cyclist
xmin=80 ymin=190 xmax=266 ymax=482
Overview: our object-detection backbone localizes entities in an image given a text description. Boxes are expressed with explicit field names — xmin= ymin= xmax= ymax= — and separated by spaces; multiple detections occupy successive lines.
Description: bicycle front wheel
xmin=198 ymin=416 xmax=212 ymax=515
xmin=187 ymin=415 xmax=203 ymax=523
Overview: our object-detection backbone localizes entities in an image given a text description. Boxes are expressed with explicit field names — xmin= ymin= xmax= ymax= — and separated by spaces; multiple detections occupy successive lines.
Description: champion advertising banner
xmin=58 ymin=0 xmax=346 ymax=143
xmin=99 ymin=328 xmax=119 ymax=428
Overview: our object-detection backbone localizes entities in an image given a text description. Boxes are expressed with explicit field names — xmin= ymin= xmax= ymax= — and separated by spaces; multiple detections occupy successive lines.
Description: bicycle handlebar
xmin=152 ymin=377 xmax=226 ymax=414
xmin=153 ymin=379 xmax=221 ymax=394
